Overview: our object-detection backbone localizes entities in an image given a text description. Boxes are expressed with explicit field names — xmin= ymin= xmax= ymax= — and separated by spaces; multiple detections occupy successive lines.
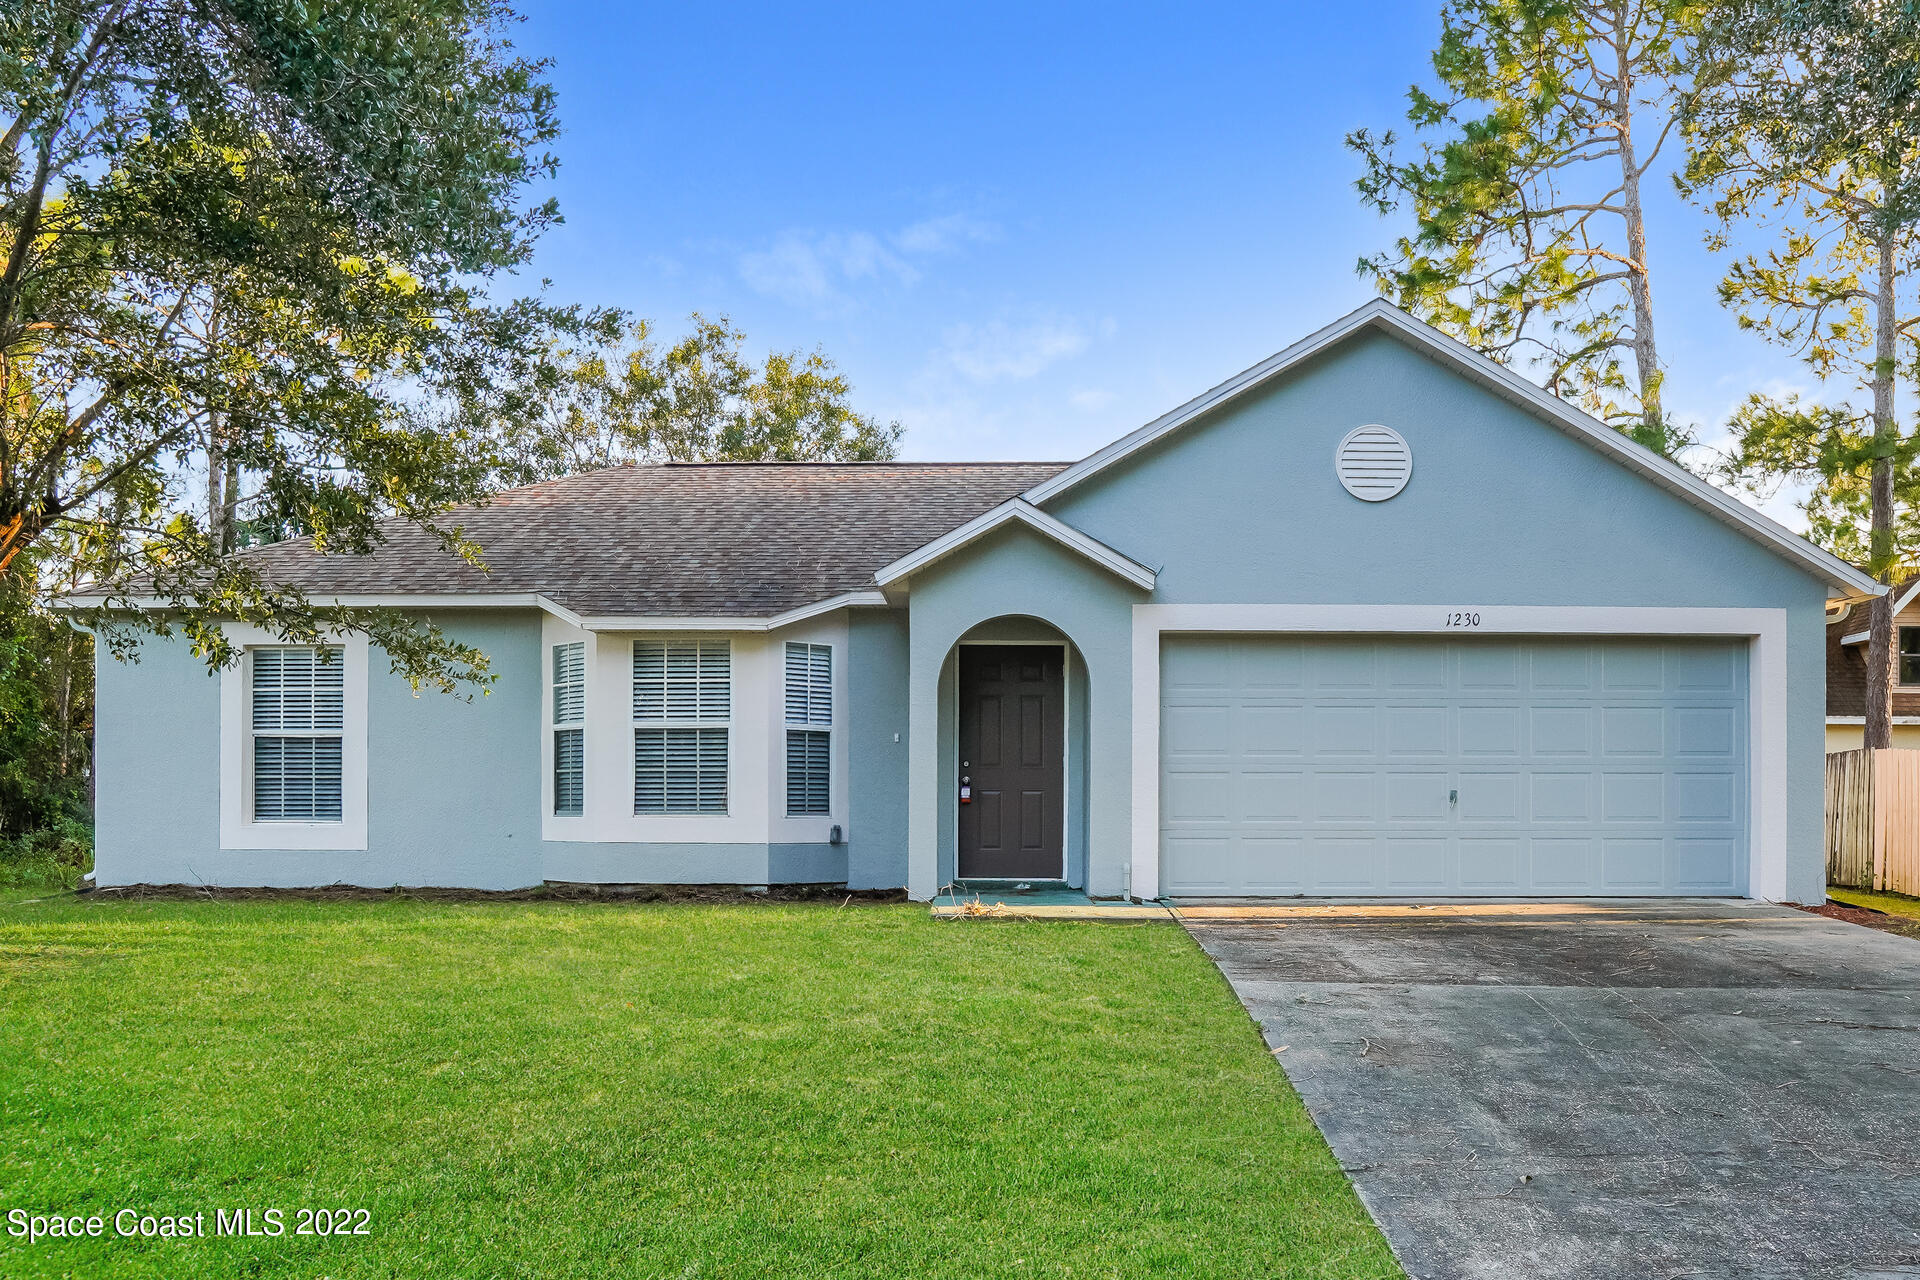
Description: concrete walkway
xmin=1180 ymin=899 xmax=1920 ymax=1280
xmin=930 ymin=883 xmax=1170 ymax=919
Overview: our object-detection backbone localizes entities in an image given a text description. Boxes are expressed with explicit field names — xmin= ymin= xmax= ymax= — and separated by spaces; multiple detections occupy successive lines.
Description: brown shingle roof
xmin=231 ymin=462 xmax=1070 ymax=617
xmin=1827 ymin=580 xmax=1920 ymax=717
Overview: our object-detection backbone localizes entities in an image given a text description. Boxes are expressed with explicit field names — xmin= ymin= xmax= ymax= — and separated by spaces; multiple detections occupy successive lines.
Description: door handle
xmin=1449 ymin=789 xmax=1459 ymax=807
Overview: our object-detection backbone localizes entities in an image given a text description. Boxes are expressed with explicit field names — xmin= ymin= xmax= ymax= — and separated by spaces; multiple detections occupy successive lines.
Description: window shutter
xmin=786 ymin=729 xmax=830 ymax=815
xmin=633 ymin=643 xmax=666 ymax=719
xmin=783 ymin=644 xmax=832 ymax=815
xmin=253 ymin=646 xmax=343 ymax=731
xmin=784 ymin=644 xmax=811 ymax=722
xmin=252 ymin=646 xmax=345 ymax=822
xmin=784 ymin=643 xmax=831 ymax=726
xmin=634 ymin=727 xmax=728 ymax=814
xmin=697 ymin=642 xmax=730 ymax=721
xmin=553 ymin=642 xmax=585 ymax=724
xmin=553 ymin=727 xmax=584 ymax=816
xmin=631 ymin=640 xmax=729 ymax=814
xmin=253 ymin=734 xmax=343 ymax=820
xmin=634 ymin=641 xmax=730 ymax=722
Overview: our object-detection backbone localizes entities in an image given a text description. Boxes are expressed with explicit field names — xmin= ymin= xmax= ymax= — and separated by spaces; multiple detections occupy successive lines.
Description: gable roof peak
xmin=1020 ymin=298 xmax=1879 ymax=598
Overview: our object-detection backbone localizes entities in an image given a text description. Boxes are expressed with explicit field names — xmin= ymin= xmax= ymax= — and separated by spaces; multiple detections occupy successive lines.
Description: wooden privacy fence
xmin=1826 ymin=748 xmax=1920 ymax=893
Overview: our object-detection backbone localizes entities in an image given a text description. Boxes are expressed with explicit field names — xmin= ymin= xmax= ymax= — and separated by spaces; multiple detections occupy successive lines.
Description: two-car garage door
xmin=1159 ymin=636 xmax=1749 ymax=897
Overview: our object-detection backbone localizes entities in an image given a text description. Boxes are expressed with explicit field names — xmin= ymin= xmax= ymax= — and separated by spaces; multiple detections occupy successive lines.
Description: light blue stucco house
xmin=84 ymin=302 xmax=1878 ymax=902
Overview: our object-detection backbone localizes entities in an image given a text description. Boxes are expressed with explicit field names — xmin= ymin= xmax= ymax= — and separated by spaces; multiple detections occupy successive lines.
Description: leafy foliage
xmin=1715 ymin=392 xmax=1920 ymax=568
xmin=1683 ymin=0 xmax=1920 ymax=746
xmin=0 ymin=0 xmax=613 ymax=693
xmin=0 ymin=816 xmax=91 ymax=888
xmin=1682 ymin=0 xmax=1920 ymax=577
xmin=485 ymin=315 xmax=902 ymax=488
xmin=1349 ymin=0 xmax=1690 ymax=451
xmin=0 ymin=551 xmax=89 ymax=840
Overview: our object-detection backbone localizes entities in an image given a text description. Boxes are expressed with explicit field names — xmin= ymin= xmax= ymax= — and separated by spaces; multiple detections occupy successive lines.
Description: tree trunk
xmin=1865 ymin=230 xmax=1900 ymax=750
xmin=221 ymin=456 xmax=238 ymax=552
xmin=207 ymin=421 xmax=225 ymax=552
xmin=205 ymin=299 xmax=235 ymax=555
xmin=56 ymin=630 xmax=74 ymax=778
xmin=0 ymin=507 xmax=46 ymax=576
xmin=1613 ymin=16 xmax=1663 ymax=452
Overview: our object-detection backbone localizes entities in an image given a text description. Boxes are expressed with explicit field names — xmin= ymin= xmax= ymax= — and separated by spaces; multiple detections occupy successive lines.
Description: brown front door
xmin=957 ymin=645 xmax=1065 ymax=880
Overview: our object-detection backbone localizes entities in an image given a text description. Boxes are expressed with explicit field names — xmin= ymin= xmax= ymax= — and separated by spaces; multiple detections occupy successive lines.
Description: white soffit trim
xmin=56 ymin=589 xmax=584 ymax=622
xmin=55 ymin=589 xmax=892 ymax=633
xmin=1839 ymin=579 xmax=1920 ymax=644
xmin=1021 ymin=298 xmax=1881 ymax=599
xmin=574 ymin=591 xmax=891 ymax=633
xmin=1828 ymin=716 xmax=1920 ymax=725
xmin=873 ymin=498 xmax=1157 ymax=591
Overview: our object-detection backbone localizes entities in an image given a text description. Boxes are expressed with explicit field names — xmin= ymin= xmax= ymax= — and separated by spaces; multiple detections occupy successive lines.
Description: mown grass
xmin=0 ymin=896 xmax=1397 ymax=1279
xmin=1829 ymin=885 xmax=1920 ymax=926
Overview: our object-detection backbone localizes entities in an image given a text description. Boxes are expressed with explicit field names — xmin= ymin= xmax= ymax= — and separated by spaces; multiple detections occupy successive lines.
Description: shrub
xmin=0 ymin=818 xmax=94 ymax=890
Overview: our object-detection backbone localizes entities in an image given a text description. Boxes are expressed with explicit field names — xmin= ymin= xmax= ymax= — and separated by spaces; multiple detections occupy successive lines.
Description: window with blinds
xmin=784 ymin=642 xmax=832 ymax=815
xmin=251 ymin=646 xmax=345 ymax=822
xmin=553 ymin=642 xmax=585 ymax=817
xmin=632 ymin=640 xmax=729 ymax=814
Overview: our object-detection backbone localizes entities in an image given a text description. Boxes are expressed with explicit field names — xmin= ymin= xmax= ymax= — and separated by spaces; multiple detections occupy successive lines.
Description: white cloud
xmin=892 ymin=213 xmax=999 ymax=255
xmin=1070 ymin=388 xmax=1116 ymax=412
xmin=737 ymin=230 xmax=918 ymax=306
xmin=737 ymin=212 xmax=998 ymax=307
xmin=941 ymin=318 xmax=1092 ymax=383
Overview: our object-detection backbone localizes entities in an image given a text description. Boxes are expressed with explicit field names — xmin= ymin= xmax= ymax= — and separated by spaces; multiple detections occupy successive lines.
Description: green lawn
xmin=0 ymin=896 xmax=1397 ymax=1279
xmin=1829 ymin=885 xmax=1920 ymax=925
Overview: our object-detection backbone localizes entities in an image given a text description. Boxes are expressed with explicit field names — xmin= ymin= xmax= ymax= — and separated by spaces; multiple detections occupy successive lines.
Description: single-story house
xmin=82 ymin=301 xmax=1877 ymax=902
xmin=1826 ymin=580 xmax=1920 ymax=751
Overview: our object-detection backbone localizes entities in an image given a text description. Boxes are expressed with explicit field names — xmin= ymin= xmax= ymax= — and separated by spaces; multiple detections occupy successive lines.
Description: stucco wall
xmin=1037 ymin=329 xmax=1834 ymax=902
xmin=95 ymin=329 xmax=1838 ymax=900
xmin=95 ymin=608 xmax=871 ymax=889
xmin=845 ymin=609 xmax=911 ymax=888
xmin=96 ymin=612 xmax=547 ymax=889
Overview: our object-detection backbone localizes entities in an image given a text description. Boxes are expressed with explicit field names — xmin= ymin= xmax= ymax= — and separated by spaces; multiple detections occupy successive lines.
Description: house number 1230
xmin=1443 ymin=612 xmax=1482 ymax=628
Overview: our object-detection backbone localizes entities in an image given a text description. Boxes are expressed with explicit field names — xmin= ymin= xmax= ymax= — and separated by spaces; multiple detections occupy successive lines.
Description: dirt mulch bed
xmin=75 ymin=882 xmax=910 ymax=906
xmin=1793 ymin=900 xmax=1920 ymax=938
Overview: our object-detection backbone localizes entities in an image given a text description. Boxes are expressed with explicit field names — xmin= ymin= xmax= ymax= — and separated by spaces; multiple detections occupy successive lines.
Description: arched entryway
xmin=942 ymin=617 xmax=1089 ymax=889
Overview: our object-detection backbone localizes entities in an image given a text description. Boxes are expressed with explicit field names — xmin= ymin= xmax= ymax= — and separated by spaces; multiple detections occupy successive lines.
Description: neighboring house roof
xmin=1021 ymin=299 xmax=1881 ymax=598
xmin=1827 ymin=581 xmax=1920 ymax=719
xmin=155 ymin=462 xmax=1070 ymax=621
xmin=1837 ymin=577 xmax=1920 ymax=645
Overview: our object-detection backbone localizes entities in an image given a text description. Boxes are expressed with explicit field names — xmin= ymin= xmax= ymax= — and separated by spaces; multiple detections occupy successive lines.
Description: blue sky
xmin=513 ymin=1 xmax=1825 ymax=521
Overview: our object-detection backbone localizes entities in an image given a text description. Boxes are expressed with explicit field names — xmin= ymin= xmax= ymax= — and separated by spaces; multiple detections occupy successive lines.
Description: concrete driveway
xmin=1179 ymin=900 xmax=1920 ymax=1280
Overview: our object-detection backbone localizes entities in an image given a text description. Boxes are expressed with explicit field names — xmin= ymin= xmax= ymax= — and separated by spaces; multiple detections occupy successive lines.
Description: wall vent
xmin=1334 ymin=424 xmax=1412 ymax=502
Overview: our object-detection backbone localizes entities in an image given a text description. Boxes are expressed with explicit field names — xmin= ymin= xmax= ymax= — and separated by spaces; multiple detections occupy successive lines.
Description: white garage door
xmin=1159 ymin=636 xmax=1749 ymax=897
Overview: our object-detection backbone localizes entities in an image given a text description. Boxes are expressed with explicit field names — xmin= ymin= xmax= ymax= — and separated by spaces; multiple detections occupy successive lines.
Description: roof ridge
xmin=651 ymin=460 xmax=1075 ymax=468
xmin=460 ymin=458 xmax=1075 ymax=506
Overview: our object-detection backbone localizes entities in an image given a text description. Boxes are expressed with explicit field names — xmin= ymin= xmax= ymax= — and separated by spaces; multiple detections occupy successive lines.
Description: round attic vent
xmin=1334 ymin=424 xmax=1412 ymax=502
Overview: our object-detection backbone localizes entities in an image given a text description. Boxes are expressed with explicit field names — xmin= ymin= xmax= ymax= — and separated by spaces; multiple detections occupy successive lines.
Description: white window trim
xmin=219 ymin=626 xmax=369 ymax=851
xmin=541 ymin=616 xmax=594 ymax=835
xmin=591 ymin=627 xmax=760 ymax=841
xmin=540 ymin=617 xmax=850 ymax=845
xmin=782 ymin=641 xmax=836 ymax=818
xmin=1125 ymin=605 xmax=1789 ymax=904
xmin=769 ymin=615 xmax=850 ymax=843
